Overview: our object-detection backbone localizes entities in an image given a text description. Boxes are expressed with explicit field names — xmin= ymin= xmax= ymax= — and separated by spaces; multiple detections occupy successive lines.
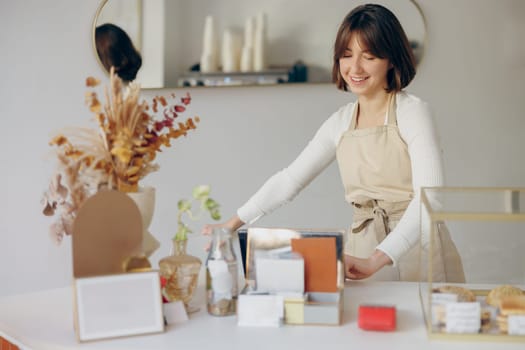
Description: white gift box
xmin=237 ymin=293 xmax=284 ymax=327
xmin=255 ymin=254 xmax=304 ymax=294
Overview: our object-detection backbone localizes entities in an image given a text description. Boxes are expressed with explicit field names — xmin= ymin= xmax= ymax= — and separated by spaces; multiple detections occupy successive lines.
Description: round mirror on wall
xmin=93 ymin=0 xmax=426 ymax=89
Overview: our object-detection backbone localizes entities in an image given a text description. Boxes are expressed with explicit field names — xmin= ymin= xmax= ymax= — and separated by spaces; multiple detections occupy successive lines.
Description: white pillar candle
xmin=244 ymin=16 xmax=255 ymax=49
xmin=240 ymin=46 xmax=253 ymax=72
xmin=221 ymin=29 xmax=241 ymax=73
xmin=253 ymin=12 xmax=267 ymax=72
xmin=240 ymin=16 xmax=256 ymax=72
xmin=200 ymin=15 xmax=218 ymax=72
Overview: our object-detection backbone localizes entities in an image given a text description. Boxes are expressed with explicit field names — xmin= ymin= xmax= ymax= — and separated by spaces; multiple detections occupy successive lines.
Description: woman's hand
xmin=201 ymin=215 xmax=244 ymax=235
xmin=201 ymin=215 xmax=245 ymax=251
xmin=344 ymin=250 xmax=392 ymax=280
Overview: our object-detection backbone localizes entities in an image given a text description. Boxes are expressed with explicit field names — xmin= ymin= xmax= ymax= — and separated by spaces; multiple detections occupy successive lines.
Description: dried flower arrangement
xmin=41 ymin=68 xmax=200 ymax=244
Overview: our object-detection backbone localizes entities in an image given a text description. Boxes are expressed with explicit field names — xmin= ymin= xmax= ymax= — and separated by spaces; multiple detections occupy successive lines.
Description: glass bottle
xmin=206 ymin=227 xmax=239 ymax=316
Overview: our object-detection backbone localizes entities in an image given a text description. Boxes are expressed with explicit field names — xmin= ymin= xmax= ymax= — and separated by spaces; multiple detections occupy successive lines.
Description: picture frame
xmin=73 ymin=271 xmax=164 ymax=342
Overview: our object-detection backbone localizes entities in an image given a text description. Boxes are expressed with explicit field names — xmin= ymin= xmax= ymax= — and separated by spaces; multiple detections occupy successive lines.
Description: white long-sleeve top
xmin=237 ymin=92 xmax=444 ymax=264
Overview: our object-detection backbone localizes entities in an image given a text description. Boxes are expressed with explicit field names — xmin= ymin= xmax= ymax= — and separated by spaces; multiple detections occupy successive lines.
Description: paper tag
xmin=508 ymin=315 xmax=525 ymax=335
xmin=208 ymin=260 xmax=233 ymax=300
xmin=163 ymin=300 xmax=188 ymax=325
xmin=445 ymin=302 xmax=481 ymax=334
xmin=432 ymin=293 xmax=458 ymax=304
xmin=431 ymin=293 xmax=458 ymax=326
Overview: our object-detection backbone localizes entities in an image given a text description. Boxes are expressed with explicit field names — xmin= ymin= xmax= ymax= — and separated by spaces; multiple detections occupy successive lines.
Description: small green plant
xmin=175 ymin=185 xmax=220 ymax=241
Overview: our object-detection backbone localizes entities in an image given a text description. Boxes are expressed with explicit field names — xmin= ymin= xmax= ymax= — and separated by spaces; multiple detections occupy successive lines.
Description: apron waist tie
xmin=351 ymin=199 xmax=411 ymax=242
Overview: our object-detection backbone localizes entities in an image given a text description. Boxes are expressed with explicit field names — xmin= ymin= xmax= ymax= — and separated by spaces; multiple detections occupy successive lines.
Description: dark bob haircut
xmin=95 ymin=23 xmax=142 ymax=83
xmin=332 ymin=4 xmax=416 ymax=92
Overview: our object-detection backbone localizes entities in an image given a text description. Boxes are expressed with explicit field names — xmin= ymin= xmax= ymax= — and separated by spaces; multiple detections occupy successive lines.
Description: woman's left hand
xmin=344 ymin=250 xmax=392 ymax=280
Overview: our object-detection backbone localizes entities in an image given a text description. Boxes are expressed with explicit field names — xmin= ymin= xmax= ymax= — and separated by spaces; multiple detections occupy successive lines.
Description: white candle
xmin=240 ymin=16 xmax=256 ymax=72
xmin=222 ymin=29 xmax=241 ymax=72
xmin=244 ymin=16 xmax=255 ymax=49
xmin=253 ymin=12 xmax=267 ymax=72
xmin=240 ymin=46 xmax=253 ymax=72
xmin=201 ymin=15 xmax=218 ymax=72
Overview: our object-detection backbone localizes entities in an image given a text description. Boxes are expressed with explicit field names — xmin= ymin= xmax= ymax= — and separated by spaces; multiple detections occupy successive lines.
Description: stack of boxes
xmin=237 ymin=228 xmax=344 ymax=327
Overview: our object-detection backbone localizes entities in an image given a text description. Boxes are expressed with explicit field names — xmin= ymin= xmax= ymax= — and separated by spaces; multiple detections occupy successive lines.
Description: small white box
xmin=255 ymin=255 xmax=304 ymax=293
xmin=237 ymin=293 xmax=284 ymax=327
xmin=303 ymin=292 xmax=342 ymax=326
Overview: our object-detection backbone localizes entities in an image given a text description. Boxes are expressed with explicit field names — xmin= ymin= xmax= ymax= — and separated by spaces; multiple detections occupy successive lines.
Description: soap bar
xmin=358 ymin=304 xmax=396 ymax=331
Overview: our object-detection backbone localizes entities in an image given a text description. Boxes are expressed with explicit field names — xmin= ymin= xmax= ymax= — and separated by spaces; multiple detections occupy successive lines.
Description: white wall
xmin=1 ymin=0 xmax=524 ymax=297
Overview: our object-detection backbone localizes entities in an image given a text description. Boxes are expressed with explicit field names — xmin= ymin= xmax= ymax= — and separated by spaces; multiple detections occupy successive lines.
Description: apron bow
xmin=351 ymin=199 xmax=410 ymax=243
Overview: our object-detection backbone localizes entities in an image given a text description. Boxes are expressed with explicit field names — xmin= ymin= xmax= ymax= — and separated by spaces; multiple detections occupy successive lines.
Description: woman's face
xmin=339 ymin=34 xmax=391 ymax=98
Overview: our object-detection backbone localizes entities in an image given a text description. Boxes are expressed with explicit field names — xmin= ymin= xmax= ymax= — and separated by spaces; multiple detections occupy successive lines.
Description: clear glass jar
xmin=206 ymin=227 xmax=239 ymax=316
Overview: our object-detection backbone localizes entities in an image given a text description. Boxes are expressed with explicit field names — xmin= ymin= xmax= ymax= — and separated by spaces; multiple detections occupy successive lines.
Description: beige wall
xmin=1 ymin=0 xmax=524 ymax=296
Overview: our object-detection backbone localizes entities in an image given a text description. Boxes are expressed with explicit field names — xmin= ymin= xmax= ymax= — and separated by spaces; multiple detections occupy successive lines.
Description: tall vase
xmin=126 ymin=186 xmax=160 ymax=257
xmin=159 ymin=239 xmax=202 ymax=313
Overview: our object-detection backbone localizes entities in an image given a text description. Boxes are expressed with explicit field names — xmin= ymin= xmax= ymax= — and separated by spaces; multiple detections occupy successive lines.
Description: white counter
xmin=0 ymin=281 xmax=522 ymax=350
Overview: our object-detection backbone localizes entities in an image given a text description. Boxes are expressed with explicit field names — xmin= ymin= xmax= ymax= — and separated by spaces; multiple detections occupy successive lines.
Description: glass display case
xmin=419 ymin=187 xmax=525 ymax=342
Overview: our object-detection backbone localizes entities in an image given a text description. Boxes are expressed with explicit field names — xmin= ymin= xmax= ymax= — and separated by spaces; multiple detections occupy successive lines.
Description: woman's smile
xmin=350 ymin=76 xmax=369 ymax=83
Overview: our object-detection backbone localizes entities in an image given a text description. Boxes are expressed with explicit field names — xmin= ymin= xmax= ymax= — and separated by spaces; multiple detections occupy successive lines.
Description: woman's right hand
xmin=201 ymin=215 xmax=245 ymax=251
xmin=201 ymin=222 xmax=229 ymax=235
xmin=344 ymin=250 xmax=392 ymax=280
xmin=201 ymin=215 xmax=244 ymax=235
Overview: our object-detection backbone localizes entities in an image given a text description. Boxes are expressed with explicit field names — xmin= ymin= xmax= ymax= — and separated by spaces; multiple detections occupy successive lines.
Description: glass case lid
xmin=421 ymin=187 xmax=525 ymax=220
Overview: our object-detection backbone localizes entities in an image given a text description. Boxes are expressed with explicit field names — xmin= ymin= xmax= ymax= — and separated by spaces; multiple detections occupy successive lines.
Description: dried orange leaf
xmin=127 ymin=175 xmax=140 ymax=183
xmin=131 ymin=157 xmax=144 ymax=167
xmin=82 ymin=155 xmax=95 ymax=167
xmin=50 ymin=135 xmax=68 ymax=146
xmin=186 ymin=118 xmax=196 ymax=129
xmin=125 ymin=166 xmax=141 ymax=176
xmin=65 ymin=149 xmax=83 ymax=159
xmin=134 ymin=146 xmax=150 ymax=154
xmin=86 ymin=77 xmax=100 ymax=87
xmin=90 ymin=97 xmax=101 ymax=113
xmin=96 ymin=113 xmax=106 ymax=124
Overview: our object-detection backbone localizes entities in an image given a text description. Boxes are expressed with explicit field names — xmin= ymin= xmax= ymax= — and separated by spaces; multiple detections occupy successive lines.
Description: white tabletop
xmin=0 ymin=281 xmax=522 ymax=350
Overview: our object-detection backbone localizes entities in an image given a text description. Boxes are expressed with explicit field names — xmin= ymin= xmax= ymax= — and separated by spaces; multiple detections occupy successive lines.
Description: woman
xmin=95 ymin=23 xmax=142 ymax=83
xmin=204 ymin=4 xmax=464 ymax=282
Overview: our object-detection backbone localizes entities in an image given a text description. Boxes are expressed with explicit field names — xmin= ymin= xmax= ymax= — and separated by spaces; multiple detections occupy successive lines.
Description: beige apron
xmin=336 ymin=94 xmax=465 ymax=282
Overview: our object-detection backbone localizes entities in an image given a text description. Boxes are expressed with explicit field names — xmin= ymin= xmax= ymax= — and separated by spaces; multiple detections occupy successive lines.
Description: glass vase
xmin=159 ymin=239 xmax=201 ymax=313
xmin=206 ymin=227 xmax=239 ymax=316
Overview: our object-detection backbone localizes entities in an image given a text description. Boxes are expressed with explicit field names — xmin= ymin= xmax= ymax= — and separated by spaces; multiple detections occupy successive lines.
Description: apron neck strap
xmin=386 ymin=93 xmax=398 ymax=126
xmin=349 ymin=102 xmax=359 ymax=130
xmin=349 ymin=92 xmax=398 ymax=130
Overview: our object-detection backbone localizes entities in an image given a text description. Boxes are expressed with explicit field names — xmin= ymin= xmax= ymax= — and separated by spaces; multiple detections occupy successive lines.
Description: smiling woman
xmin=198 ymin=3 xmax=465 ymax=283
xmin=92 ymin=0 xmax=426 ymax=89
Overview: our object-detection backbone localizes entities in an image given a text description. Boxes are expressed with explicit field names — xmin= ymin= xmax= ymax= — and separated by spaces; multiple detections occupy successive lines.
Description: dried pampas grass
xmin=42 ymin=67 xmax=200 ymax=244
